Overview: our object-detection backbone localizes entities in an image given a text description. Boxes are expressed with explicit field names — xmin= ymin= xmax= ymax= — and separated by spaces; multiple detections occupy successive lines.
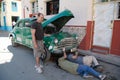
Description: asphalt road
xmin=0 ymin=31 xmax=119 ymax=80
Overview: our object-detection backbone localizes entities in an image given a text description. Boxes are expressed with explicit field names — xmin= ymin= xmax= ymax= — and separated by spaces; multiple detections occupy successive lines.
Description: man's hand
xmin=63 ymin=48 xmax=65 ymax=52
xmin=34 ymin=44 xmax=38 ymax=49
xmin=72 ymin=55 xmax=77 ymax=59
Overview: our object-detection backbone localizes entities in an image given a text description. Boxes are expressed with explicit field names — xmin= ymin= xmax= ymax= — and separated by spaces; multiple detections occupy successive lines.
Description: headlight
xmin=48 ymin=45 xmax=53 ymax=50
xmin=76 ymin=36 xmax=78 ymax=39
xmin=54 ymin=39 xmax=58 ymax=43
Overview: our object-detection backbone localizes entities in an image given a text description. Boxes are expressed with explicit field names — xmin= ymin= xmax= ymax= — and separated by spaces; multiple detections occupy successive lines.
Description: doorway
xmin=12 ymin=16 xmax=19 ymax=22
xmin=92 ymin=3 xmax=115 ymax=54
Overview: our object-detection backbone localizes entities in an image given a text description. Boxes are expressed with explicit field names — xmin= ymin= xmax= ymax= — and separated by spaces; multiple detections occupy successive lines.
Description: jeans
xmin=76 ymin=65 xmax=100 ymax=77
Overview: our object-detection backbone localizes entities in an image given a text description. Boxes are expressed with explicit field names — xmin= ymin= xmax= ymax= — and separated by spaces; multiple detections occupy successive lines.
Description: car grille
xmin=54 ymin=38 xmax=78 ymax=49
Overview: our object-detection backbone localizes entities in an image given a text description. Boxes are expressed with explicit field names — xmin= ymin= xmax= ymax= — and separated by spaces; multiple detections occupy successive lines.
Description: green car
xmin=9 ymin=9 xmax=78 ymax=61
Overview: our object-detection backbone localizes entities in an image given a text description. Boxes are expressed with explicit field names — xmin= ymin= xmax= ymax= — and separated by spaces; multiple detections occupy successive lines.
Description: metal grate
xmin=55 ymin=38 xmax=78 ymax=49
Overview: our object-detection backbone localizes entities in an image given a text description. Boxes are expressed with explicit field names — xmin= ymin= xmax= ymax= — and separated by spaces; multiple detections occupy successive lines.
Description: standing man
xmin=31 ymin=13 xmax=44 ymax=73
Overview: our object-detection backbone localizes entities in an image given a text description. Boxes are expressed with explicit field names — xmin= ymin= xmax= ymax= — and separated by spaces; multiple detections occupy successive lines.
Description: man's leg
xmin=92 ymin=56 xmax=104 ymax=73
xmin=91 ymin=56 xmax=99 ymax=66
xmin=83 ymin=56 xmax=93 ymax=66
xmin=77 ymin=65 xmax=100 ymax=78
xmin=36 ymin=57 xmax=40 ymax=67
xmin=34 ymin=45 xmax=43 ymax=73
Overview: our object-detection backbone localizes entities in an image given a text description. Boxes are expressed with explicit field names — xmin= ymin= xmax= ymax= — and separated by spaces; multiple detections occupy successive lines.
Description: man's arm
xmin=31 ymin=29 xmax=38 ymax=48
xmin=63 ymin=48 xmax=67 ymax=59
xmin=72 ymin=52 xmax=78 ymax=59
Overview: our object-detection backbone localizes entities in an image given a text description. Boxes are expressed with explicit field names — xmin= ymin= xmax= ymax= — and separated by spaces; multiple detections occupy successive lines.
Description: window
xmin=12 ymin=2 xmax=18 ymax=12
xmin=101 ymin=0 xmax=109 ymax=2
xmin=94 ymin=0 xmax=117 ymax=3
xmin=46 ymin=0 xmax=59 ymax=15
xmin=32 ymin=2 xmax=35 ymax=13
xmin=3 ymin=2 xmax=5 ymax=12
xmin=31 ymin=1 xmax=38 ymax=13
xmin=101 ymin=0 xmax=117 ymax=2
xmin=18 ymin=21 xmax=23 ymax=27
xmin=25 ymin=21 xmax=31 ymax=27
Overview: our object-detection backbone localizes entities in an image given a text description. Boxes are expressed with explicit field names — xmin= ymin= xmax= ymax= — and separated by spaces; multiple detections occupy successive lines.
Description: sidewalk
xmin=78 ymin=49 xmax=120 ymax=67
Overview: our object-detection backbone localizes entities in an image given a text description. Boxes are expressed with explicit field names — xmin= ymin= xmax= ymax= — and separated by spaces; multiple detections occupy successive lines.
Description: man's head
xmin=37 ymin=13 xmax=44 ymax=23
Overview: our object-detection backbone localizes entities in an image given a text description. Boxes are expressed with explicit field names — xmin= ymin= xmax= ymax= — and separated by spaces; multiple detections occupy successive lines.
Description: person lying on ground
xmin=63 ymin=48 xmax=103 ymax=72
xmin=62 ymin=48 xmax=106 ymax=80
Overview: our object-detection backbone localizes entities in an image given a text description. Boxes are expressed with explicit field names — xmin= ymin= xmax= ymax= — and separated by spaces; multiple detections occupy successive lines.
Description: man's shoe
xmin=99 ymin=74 xmax=106 ymax=80
xmin=36 ymin=67 xmax=42 ymax=73
xmin=40 ymin=65 xmax=43 ymax=68
xmin=35 ymin=65 xmax=43 ymax=68
xmin=93 ymin=65 xmax=104 ymax=73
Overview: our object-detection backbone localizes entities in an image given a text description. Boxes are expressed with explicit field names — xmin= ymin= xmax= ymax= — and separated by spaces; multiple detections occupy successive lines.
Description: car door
xmin=14 ymin=20 xmax=24 ymax=43
xmin=22 ymin=20 xmax=32 ymax=47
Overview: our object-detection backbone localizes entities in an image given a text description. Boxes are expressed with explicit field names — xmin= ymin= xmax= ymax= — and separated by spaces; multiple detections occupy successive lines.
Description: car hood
xmin=42 ymin=9 xmax=74 ymax=31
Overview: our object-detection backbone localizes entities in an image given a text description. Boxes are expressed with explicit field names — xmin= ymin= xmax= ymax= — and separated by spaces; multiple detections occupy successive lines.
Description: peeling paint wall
xmin=62 ymin=26 xmax=86 ymax=44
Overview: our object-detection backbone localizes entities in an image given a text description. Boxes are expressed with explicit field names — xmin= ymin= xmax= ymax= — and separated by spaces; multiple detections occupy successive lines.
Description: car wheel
xmin=40 ymin=46 xmax=51 ymax=62
xmin=11 ymin=37 xmax=18 ymax=47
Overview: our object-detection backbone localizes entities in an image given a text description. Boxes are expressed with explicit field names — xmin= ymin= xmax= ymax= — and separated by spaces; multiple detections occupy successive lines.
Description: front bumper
xmin=52 ymin=47 xmax=76 ymax=54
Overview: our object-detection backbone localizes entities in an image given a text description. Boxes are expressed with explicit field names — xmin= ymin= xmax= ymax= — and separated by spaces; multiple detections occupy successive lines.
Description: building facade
xmin=4 ymin=0 xmax=120 ymax=56
xmin=80 ymin=0 xmax=120 ymax=56
xmin=0 ymin=0 xmax=22 ymax=31
xmin=20 ymin=0 xmax=120 ymax=56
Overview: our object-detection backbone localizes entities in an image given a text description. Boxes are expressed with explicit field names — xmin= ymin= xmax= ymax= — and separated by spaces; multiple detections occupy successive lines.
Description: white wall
xmin=21 ymin=0 xmax=31 ymax=18
xmin=59 ymin=0 xmax=93 ymax=26
xmin=38 ymin=0 xmax=45 ymax=15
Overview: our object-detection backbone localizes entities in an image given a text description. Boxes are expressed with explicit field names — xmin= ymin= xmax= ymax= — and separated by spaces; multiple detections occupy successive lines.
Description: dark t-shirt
xmin=31 ymin=21 xmax=44 ymax=40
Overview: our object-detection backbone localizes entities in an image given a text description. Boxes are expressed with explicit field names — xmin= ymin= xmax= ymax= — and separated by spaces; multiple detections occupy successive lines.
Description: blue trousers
xmin=76 ymin=65 xmax=100 ymax=77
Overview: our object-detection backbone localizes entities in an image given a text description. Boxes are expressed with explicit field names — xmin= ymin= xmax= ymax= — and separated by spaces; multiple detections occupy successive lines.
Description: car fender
xmin=9 ymin=32 xmax=16 ymax=39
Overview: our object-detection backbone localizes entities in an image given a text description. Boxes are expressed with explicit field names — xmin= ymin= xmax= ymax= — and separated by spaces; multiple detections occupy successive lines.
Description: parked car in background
xmin=9 ymin=9 xmax=78 ymax=61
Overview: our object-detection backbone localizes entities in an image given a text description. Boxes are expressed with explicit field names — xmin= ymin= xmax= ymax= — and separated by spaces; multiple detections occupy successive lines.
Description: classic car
xmin=9 ymin=9 xmax=78 ymax=61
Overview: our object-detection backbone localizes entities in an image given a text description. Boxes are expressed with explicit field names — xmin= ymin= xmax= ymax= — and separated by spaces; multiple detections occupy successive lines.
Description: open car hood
xmin=42 ymin=9 xmax=74 ymax=31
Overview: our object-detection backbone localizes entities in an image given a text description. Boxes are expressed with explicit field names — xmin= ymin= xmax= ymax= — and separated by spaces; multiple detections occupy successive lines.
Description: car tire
xmin=11 ymin=37 xmax=18 ymax=47
xmin=40 ymin=46 xmax=51 ymax=62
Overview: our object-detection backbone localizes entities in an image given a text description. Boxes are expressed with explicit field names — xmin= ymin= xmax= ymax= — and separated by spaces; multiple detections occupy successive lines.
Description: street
xmin=0 ymin=31 xmax=119 ymax=80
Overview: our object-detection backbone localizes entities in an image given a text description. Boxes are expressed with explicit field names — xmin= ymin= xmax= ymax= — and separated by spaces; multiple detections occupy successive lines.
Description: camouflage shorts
xmin=33 ymin=40 xmax=45 ymax=57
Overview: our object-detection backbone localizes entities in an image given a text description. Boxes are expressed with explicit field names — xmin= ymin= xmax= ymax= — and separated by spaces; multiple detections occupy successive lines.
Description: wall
xmin=62 ymin=26 xmax=86 ymax=44
xmin=0 ymin=0 xmax=22 ymax=31
xmin=110 ymin=20 xmax=120 ymax=56
xmin=59 ymin=0 xmax=93 ymax=25
xmin=21 ymin=0 xmax=31 ymax=18
xmin=34 ymin=0 xmax=93 ymax=25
